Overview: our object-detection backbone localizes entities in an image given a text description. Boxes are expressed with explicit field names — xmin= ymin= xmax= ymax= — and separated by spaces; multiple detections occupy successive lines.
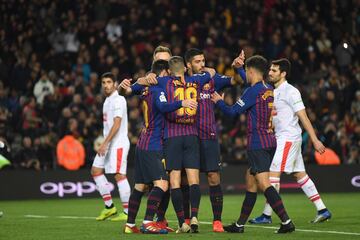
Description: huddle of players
xmin=110 ymin=46 xmax=330 ymax=234
xmin=117 ymin=46 xmax=246 ymax=234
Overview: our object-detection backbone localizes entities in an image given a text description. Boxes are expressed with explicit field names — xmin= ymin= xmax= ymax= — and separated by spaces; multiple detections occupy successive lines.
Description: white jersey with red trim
xmin=92 ymin=90 xmax=130 ymax=174
xmin=273 ymin=81 xmax=305 ymax=141
xmin=102 ymin=91 xmax=129 ymax=147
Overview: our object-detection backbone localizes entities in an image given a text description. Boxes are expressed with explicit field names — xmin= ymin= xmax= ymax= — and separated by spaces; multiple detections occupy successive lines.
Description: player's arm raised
xmin=231 ymin=50 xmax=247 ymax=85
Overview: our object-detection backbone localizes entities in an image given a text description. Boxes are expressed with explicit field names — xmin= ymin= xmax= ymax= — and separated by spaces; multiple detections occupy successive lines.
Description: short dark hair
xmin=151 ymin=60 xmax=169 ymax=76
xmin=184 ymin=48 xmax=204 ymax=63
xmin=168 ymin=56 xmax=185 ymax=74
xmin=245 ymin=55 xmax=268 ymax=75
xmin=271 ymin=58 xmax=291 ymax=77
xmin=101 ymin=72 xmax=116 ymax=82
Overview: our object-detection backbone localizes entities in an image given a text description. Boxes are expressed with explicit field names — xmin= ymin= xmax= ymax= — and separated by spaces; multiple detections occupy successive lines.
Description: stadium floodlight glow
xmin=343 ymin=43 xmax=348 ymax=49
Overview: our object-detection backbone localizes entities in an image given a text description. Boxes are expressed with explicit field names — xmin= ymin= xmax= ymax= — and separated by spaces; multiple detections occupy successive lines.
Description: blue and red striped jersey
xmin=131 ymin=84 xmax=182 ymax=151
xmin=197 ymin=73 xmax=232 ymax=140
xmin=157 ymin=72 xmax=211 ymax=139
xmin=216 ymin=81 xmax=276 ymax=150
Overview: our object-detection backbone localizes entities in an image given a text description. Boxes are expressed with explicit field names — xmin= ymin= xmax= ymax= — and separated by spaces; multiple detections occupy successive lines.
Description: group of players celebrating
xmin=90 ymin=45 xmax=332 ymax=235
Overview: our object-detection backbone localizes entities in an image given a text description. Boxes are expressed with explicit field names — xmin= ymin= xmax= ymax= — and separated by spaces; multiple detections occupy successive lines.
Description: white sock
xmin=93 ymin=174 xmax=113 ymax=207
xmin=117 ymin=177 xmax=131 ymax=214
xmin=143 ymin=220 xmax=151 ymax=224
xmin=126 ymin=223 xmax=135 ymax=227
xmin=297 ymin=175 xmax=326 ymax=211
xmin=263 ymin=177 xmax=280 ymax=216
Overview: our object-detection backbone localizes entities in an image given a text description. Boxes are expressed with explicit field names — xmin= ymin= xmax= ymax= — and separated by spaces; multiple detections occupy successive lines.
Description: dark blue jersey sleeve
xmin=214 ymin=73 xmax=232 ymax=91
xmin=130 ymin=83 xmax=145 ymax=95
xmin=153 ymin=87 xmax=182 ymax=113
xmin=190 ymin=72 xmax=211 ymax=87
xmin=216 ymin=87 xmax=256 ymax=117
xmin=236 ymin=67 xmax=247 ymax=84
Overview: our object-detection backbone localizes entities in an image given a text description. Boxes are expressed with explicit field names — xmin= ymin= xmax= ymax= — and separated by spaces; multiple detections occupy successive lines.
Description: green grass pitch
xmin=1 ymin=193 xmax=360 ymax=240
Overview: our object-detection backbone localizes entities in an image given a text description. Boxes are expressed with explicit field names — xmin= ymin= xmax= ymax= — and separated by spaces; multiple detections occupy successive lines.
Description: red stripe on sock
xmin=103 ymin=196 xmax=112 ymax=201
xmin=299 ymin=177 xmax=310 ymax=187
xmin=311 ymin=196 xmax=321 ymax=202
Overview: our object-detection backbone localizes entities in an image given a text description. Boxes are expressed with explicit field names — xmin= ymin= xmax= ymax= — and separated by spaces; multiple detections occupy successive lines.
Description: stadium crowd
xmin=0 ymin=0 xmax=359 ymax=170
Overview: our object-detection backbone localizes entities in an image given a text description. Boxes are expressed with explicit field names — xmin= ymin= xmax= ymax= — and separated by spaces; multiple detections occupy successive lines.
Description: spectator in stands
xmin=33 ymin=71 xmax=55 ymax=105
xmin=56 ymin=118 xmax=85 ymax=171
xmin=16 ymin=137 xmax=41 ymax=171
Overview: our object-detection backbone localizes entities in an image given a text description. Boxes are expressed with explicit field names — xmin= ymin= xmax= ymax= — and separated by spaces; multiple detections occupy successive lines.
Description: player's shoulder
xmin=113 ymin=93 xmax=126 ymax=104
xmin=284 ymin=82 xmax=301 ymax=95
xmin=149 ymin=85 xmax=164 ymax=94
xmin=157 ymin=76 xmax=172 ymax=82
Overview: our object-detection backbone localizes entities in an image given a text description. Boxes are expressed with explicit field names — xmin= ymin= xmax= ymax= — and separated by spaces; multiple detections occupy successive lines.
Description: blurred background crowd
xmin=0 ymin=0 xmax=359 ymax=170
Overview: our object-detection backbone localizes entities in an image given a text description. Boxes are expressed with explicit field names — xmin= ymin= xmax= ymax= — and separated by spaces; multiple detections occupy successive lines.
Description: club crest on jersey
xmin=103 ymin=113 xmax=107 ymax=122
xmin=141 ymin=87 xmax=149 ymax=96
xmin=262 ymin=90 xmax=274 ymax=100
xmin=203 ymin=83 xmax=211 ymax=91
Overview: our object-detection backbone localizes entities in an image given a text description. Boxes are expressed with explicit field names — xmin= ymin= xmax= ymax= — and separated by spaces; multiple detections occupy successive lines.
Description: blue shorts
xmin=247 ymin=148 xmax=276 ymax=175
xmin=163 ymin=136 xmax=200 ymax=171
xmin=200 ymin=139 xmax=221 ymax=172
xmin=134 ymin=148 xmax=168 ymax=184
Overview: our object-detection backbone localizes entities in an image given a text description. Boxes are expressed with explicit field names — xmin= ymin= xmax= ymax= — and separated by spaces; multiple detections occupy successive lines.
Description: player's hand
xmin=182 ymin=99 xmax=198 ymax=109
xmin=211 ymin=91 xmax=224 ymax=103
xmin=232 ymin=50 xmax=245 ymax=68
xmin=313 ymin=140 xmax=326 ymax=154
xmin=97 ymin=142 xmax=108 ymax=156
xmin=119 ymin=78 xmax=132 ymax=90
xmin=203 ymin=67 xmax=216 ymax=77
xmin=145 ymin=72 xmax=158 ymax=85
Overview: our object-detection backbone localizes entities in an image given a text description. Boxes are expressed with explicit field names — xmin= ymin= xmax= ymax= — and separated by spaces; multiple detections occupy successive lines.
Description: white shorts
xmin=92 ymin=144 xmax=129 ymax=174
xmin=270 ymin=140 xmax=305 ymax=173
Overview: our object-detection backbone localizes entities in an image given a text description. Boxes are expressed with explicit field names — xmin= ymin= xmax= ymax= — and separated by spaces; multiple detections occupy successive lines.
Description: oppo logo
xmin=40 ymin=181 xmax=115 ymax=197
xmin=351 ymin=176 xmax=360 ymax=188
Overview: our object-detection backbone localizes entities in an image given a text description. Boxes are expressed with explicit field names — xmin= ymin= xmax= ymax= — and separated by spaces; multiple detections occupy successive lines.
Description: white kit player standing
xmin=91 ymin=72 xmax=131 ymax=221
xmin=249 ymin=59 xmax=332 ymax=224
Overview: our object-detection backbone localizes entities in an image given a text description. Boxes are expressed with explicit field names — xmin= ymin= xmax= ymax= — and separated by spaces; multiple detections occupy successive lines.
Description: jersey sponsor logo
xmin=236 ymin=99 xmax=245 ymax=107
xmin=40 ymin=181 xmax=114 ymax=197
xmin=351 ymin=176 xmax=360 ymax=188
xmin=200 ymin=92 xmax=211 ymax=99
xmin=262 ymin=90 xmax=274 ymax=100
xmin=159 ymin=92 xmax=167 ymax=102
